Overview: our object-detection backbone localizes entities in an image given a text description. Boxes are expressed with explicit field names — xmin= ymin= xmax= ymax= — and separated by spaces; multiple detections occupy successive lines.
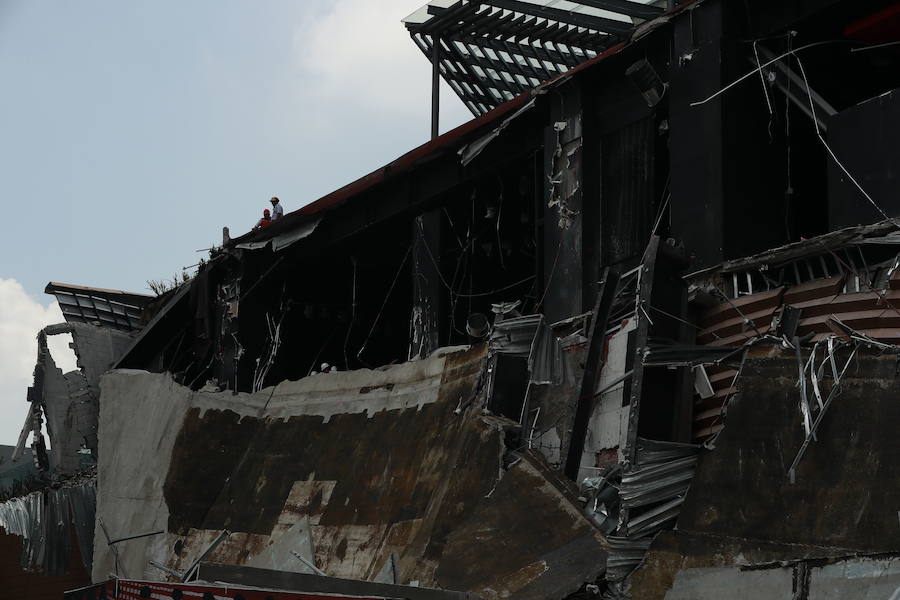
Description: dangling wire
xmin=343 ymin=256 xmax=358 ymax=370
xmin=791 ymin=51 xmax=900 ymax=230
xmin=784 ymin=34 xmax=794 ymax=241
xmin=752 ymin=40 xmax=775 ymax=142
xmin=357 ymin=245 xmax=412 ymax=362
xmin=496 ymin=176 xmax=506 ymax=271
xmin=535 ymin=236 xmax=564 ymax=311
xmin=691 ymin=40 xmax=848 ymax=107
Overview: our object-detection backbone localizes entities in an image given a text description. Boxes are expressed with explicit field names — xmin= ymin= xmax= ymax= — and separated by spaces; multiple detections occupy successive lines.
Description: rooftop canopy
xmin=44 ymin=281 xmax=153 ymax=331
xmin=404 ymin=0 xmax=665 ymax=115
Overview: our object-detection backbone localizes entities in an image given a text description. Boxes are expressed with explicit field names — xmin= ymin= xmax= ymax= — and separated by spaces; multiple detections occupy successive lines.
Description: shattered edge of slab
xmin=93 ymin=344 xmax=605 ymax=599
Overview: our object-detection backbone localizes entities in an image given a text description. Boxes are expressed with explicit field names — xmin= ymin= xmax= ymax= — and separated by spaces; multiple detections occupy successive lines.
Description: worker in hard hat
xmin=254 ymin=208 xmax=272 ymax=230
xmin=270 ymin=196 xmax=284 ymax=221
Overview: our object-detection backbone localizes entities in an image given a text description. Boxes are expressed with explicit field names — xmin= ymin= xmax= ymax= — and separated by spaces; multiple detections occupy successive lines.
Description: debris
xmin=787 ymin=342 xmax=860 ymax=481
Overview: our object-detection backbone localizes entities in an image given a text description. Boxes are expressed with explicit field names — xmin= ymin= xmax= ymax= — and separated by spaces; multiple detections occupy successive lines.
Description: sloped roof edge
xmin=230 ymin=0 xmax=700 ymax=248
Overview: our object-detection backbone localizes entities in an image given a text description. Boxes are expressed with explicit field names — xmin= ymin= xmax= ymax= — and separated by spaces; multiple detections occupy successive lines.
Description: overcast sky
xmin=0 ymin=1 xmax=472 ymax=445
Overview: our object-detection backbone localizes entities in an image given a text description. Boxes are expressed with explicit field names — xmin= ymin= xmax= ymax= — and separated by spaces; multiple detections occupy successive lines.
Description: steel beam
xmin=482 ymin=0 xmax=633 ymax=34
xmin=575 ymin=0 xmax=663 ymax=19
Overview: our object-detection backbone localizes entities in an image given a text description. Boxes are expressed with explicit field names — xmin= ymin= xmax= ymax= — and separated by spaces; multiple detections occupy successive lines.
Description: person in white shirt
xmin=270 ymin=196 xmax=284 ymax=220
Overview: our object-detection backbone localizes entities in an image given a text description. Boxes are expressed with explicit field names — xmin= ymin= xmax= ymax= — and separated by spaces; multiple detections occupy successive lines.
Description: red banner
xmin=65 ymin=579 xmax=393 ymax=600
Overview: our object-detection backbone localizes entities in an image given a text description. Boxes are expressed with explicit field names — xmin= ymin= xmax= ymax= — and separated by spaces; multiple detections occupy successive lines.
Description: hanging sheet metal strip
xmin=0 ymin=480 xmax=97 ymax=576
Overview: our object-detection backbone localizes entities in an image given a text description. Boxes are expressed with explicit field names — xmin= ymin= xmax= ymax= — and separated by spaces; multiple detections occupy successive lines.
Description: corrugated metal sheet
xmin=490 ymin=315 xmax=541 ymax=356
xmin=489 ymin=314 xmax=569 ymax=385
xmin=0 ymin=480 xmax=96 ymax=576
xmin=619 ymin=439 xmax=699 ymax=542
xmin=583 ymin=438 xmax=700 ymax=582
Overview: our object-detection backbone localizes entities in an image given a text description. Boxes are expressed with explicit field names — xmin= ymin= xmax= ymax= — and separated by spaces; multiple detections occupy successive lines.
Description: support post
xmin=412 ymin=38 xmax=442 ymax=361
xmin=623 ymin=237 xmax=659 ymax=465
xmin=564 ymin=268 xmax=620 ymax=481
xmin=541 ymin=83 xmax=583 ymax=324
xmin=431 ymin=36 xmax=441 ymax=140
xmin=409 ymin=211 xmax=442 ymax=360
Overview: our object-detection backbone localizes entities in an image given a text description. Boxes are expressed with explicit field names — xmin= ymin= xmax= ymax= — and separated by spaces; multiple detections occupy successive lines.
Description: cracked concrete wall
xmin=93 ymin=346 xmax=605 ymax=599
xmin=59 ymin=323 xmax=134 ymax=402
xmin=662 ymin=556 xmax=900 ymax=600
xmin=676 ymin=352 xmax=900 ymax=552
xmin=628 ymin=351 xmax=900 ymax=599
xmin=35 ymin=324 xmax=134 ymax=474
xmin=92 ymin=354 xmax=464 ymax=582
xmin=39 ymin=351 xmax=89 ymax=474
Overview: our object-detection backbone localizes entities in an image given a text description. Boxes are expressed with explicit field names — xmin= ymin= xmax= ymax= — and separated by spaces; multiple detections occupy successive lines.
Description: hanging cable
xmin=343 ymin=257 xmax=358 ymax=370
xmin=815 ymin=241 xmax=900 ymax=324
xmin=784 ymin=34 xmax=794 ymax=240
xmin=535 ymin=235 xmax=565 ymax=310
xmin=752 ymin=40 xmax=775 ymax=141
xmin=690 ymin=40 xmax=851 ymax=107
xmin=791 ymin=52 xmax=900 ymax=230
xmin=713 ymin=287 xmax=763 ymax=338
xmin=850 ymin=40 xmax=900 ymax=53
xmin=357 ymin=245 xmax=412 ymax=361
xmin=645 ymin=303 xmax=721 ymax=339
xmin=415 ymin=217 xmax=535 ymax=299
xmin=496 ymin=176 xmax=506 ymax=271
xmin=307 ymin=325 xmax=339 ymax=377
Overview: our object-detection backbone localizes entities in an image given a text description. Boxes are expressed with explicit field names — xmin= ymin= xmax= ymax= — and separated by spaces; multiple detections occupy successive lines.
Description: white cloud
xmin=292 ymin=0 xmax=471 ymax=120
xmin=293 ymin=1 xmax=430 ymax=111
xmin=0 ymin=279 xmax=75 ymax=445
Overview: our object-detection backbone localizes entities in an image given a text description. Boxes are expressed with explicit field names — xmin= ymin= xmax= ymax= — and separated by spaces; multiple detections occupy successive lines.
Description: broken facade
xmin=3 ymin=0 xmax=900 ymax=598
xmin=0 ymin=284 xmax=152 ymax=587
xmin=92 ymin=347 xmax=605 ymax=599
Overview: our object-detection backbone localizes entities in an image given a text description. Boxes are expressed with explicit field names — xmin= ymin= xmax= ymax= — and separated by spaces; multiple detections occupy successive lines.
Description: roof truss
xmin=406 ymin=0 xmax=663 ymax=115
xmin=45 ymin=282 xmax=152 ymax=331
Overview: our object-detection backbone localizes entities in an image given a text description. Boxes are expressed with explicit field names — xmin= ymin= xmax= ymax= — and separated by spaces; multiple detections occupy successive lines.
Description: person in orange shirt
xmin=254 ymin=208 xmax=272 ymax=230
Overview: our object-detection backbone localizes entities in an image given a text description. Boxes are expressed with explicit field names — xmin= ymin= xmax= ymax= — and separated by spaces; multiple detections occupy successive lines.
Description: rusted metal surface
xmin=435 ymin=452 xmax=606 ymax=600
xmin=98 ymin=346 xmax=604 ymax=597
xmin=158 ymin=347 xmax=498 ymax=583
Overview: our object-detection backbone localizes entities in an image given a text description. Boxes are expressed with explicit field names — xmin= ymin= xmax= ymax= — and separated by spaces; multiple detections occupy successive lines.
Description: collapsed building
xmin=0 ymin=284 xmax=152 ymax=597
xmin=3 ymin=0 xmax=900 ymax=598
